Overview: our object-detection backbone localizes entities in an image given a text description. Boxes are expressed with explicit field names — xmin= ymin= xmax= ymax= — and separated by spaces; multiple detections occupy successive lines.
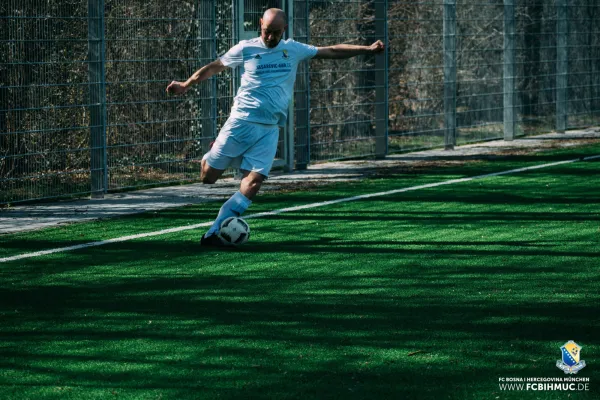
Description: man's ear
xmin=259 ymin=18 xmax=263 ymax=28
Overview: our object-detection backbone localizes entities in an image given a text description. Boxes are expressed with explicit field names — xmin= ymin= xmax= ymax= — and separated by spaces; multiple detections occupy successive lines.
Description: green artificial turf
xmin=0 ymin=143 xmax=599 ymax=399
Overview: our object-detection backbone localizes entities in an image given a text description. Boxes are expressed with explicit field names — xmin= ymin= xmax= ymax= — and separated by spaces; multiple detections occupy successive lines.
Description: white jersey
xmin=219 ymin=37 xmax=318 ymax=126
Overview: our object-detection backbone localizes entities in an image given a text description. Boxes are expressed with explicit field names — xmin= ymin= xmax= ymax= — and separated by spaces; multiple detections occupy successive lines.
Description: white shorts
xmin=203 ymin=118 xmax=280 ymax=177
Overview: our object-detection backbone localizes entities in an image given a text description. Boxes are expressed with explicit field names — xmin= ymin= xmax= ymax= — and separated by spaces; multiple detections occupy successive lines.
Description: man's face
xmin=260 ymin=18 xmax=286 ymax=48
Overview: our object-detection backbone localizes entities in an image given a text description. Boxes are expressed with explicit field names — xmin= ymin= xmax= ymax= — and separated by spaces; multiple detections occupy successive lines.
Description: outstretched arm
xmin=314 ymin=40 xmax=385 ymax=59
xmin=166 ymin=59 xmax=228 ymax=95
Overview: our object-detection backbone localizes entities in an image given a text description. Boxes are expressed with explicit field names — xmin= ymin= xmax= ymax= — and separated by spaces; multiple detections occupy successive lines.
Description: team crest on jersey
xmin=282 ymin=49 xmax=289 ymax=59
xmin=254 ymin=54 xmax=262 ymax=59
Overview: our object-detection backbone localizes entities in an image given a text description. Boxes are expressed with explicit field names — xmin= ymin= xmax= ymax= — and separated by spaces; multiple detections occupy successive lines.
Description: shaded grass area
xmin=0 ymin=145 xmax=599 ymax=399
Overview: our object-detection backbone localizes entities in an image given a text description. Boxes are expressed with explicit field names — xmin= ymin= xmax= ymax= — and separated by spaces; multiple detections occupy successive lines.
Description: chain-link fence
xmin=2 ymin=0 xmax=599 ymax=204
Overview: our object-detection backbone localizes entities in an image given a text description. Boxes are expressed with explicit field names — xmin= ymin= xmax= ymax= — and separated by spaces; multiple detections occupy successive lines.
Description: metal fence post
xmin=375 ymin=0 xmax=388 ymax=157
xmin=556 ymin=0 xmax=568 ymax=133
xmin=199 ymin=0 xmax=216 ymax=154
xmin=212 ymin=0 xmax=218 ymax=139
xmin=305 ymin=0 xmax=311 ymax=166
xmin=503 ymin=0 xmax=516 ymax=141
xmin=285 ymin=0 xmax=295 ymax=172
xmin=443 ymin=0 xmax=456 ymax=150
xmin=293 ymin=0 xmax=310 ymax=170
xmin=88 ymin=0 xmax=107 ymax=198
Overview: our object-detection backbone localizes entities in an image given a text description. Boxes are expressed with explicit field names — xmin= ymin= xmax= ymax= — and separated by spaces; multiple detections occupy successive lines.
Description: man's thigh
xmin=240 ymin=126 xmax=279 ymax=177
xmin=203 ymin=118 xmax=254 ymax=170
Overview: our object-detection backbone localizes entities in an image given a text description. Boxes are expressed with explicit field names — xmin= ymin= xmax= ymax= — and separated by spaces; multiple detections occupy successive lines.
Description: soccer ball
xmin=218 ymin=217 xmax=250 ymax=246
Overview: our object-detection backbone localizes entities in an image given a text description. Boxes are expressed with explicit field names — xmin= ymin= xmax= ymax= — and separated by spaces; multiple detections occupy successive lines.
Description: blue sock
xmin=206 ymin=191 xmax=252 ymax=237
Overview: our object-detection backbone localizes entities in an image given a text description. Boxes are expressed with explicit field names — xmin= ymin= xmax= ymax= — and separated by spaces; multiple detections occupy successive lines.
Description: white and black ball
xmin=218 ymin=217 xmax=250 ymax=246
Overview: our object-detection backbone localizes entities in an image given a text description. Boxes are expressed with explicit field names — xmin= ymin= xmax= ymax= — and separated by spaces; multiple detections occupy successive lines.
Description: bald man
xmin=166 ymin=8 xmax=385 ymax=247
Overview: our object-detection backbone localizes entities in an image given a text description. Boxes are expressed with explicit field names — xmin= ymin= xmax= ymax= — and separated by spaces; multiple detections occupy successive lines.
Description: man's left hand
xmin=369 ymin=40 xmax=385 ymax=54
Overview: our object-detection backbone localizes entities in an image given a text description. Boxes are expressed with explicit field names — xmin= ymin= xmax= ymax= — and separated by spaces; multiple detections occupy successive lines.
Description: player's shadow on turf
xmin=241 ymin=240 xmax=600 ymax=258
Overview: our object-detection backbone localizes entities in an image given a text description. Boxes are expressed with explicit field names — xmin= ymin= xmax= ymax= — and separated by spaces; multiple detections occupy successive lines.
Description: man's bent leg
xmin=203 ymin=170 xmax=264 ymax=239
xmin=200 ymin=159 xmax=225 ymax=184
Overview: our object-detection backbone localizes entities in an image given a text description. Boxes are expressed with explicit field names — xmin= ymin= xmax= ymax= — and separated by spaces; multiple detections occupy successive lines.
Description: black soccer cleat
xmin=200 ymin=233 xmax=227 ymax=247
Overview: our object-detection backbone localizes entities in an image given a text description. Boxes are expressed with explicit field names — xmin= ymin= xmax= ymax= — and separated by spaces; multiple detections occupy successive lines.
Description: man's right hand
xmin=166 ymin=81 xmax=188 ymax=95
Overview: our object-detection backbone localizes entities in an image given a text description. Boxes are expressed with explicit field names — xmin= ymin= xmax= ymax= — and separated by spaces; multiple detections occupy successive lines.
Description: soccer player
xmin=166 ymin=8 xmax=384 ymax=246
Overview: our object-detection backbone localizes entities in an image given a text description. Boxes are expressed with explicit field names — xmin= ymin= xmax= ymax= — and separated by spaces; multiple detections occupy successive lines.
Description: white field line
xmin=1 ymin=154 xmax=599 ymax=263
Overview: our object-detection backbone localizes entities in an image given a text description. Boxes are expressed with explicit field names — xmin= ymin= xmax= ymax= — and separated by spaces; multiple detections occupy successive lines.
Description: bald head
xmin=260 ymin=8 xmax=287 ymax=48
xmin=262 ymin=8 xmax=287 ymax=25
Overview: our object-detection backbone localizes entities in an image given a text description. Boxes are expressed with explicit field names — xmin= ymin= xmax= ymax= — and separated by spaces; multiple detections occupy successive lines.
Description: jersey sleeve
xmin=219 ymin=42 xmax=244 ymax=68
xmin=292 ymin=40 xmax=318 ymax=61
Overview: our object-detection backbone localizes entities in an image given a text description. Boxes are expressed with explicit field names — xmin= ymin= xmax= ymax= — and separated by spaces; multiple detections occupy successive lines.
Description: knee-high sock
xmin=205 ymin=191 xmax=252 ymax=237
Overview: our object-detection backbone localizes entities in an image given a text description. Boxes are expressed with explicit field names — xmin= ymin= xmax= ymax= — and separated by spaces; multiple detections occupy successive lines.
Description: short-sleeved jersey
xmin=219 ymin=37 xmax=318 ymax=126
